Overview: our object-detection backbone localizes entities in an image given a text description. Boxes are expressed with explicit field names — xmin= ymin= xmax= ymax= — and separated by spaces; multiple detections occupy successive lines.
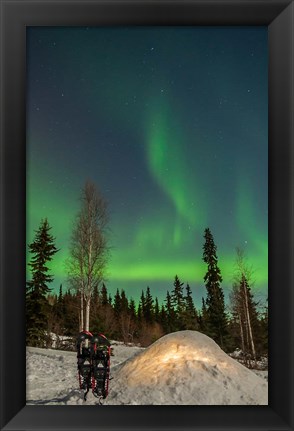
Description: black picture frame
xmin=1 ymin=0 xmax=293 ymax=430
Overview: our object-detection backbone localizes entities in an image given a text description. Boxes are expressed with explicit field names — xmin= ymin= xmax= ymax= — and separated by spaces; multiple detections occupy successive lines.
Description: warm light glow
xmin=161 ymin=351 xmax=182 ymax=363
xmin=159 ymin=346 xmax=214 ymax=365
xmin=158 ymin=346 xmax=235 ymax=371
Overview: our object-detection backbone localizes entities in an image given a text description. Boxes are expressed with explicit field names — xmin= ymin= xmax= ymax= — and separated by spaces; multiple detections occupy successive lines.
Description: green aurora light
xmin=26 ymin=27 xmax=268 ymax=306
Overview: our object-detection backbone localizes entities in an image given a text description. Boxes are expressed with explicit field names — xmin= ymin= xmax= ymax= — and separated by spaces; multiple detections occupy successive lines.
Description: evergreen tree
xmin=170 ymin=275 xmax=185 ymax=330
xmin=62 ymin=290 xmax=80 ymax=336
xmin=128 ymin=298 xmax=137 ymax=322
xmin=137 ymin=303 xmax=143 ymax=323
xmin=198 ymin=297 xmax=208 ymax=332
xmin=139 ymin=290 xmax=146 ymax=319
xmin=154 ymin=297 xmax=160 ymax=323
xmin=120 ymin=289 xmax=129 ymax=313
xmin=202 ymin=227 xmax=228 ymax=349
xmin=115 ymin=289 xmax=130 ymax=342
xmin=113 ymin=289 xmax=121 ymax=318
xmin=101 ymin=283 xmax=108 ymax=306
xmin=53 ymin=284 xmax=64 ymax=323
xmin=26 ymin=218 xmax=59 ymax=346
xmin=144 ymin=287 xmax=154 ymax=323
xmin=171 ymin=275 xmax=184 ymax=313
xmin=183 ymin=283 xmax=198 ymax=330
xmin=160 ymin=304 xmax=168 ymax=333
xmin=165 ymin=290 xmax=176 ymax=332
xmin=58 ymin=284 xmax=63 ymax=302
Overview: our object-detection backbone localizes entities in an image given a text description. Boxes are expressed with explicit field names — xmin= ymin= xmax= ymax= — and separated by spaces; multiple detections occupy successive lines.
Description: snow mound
xmin=107 ymin=330 xmax=268 ymax=405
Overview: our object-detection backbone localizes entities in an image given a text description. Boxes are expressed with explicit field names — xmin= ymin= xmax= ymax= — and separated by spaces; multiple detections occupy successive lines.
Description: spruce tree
xmin=128 ymin=298 xmax=137 ymax=321
xmin=199 ymin=297 xmax=208 ymax=332
xmin=113 ymin=289 xmax=121 ymax=318
xmin=144 ymin=287 xmax=154 ymax=323
xmin=154 ymin=297 xmax=160 ymax=323
xmin=101 ymin=283 xmax=108 ymax=306
xmin=202 ymin=227 xmax=228 ymax=349
xmin=139 ymin=290 xmax=146 ymax=319
xmin=53 ymin=284 xmax=64 ymax=324
xmin=62 ymin=290 xmax=79 ymax=336
xmin=137 ymin=303 xmax=143 ymax=323
xmin=160 ymin=304 xmax=168 ymax=333
xmin=58 ymin=284 xmax=63 ymax=302
xmin=170 ymin=275 xmax=185 ymax=330
xmin=26 ymin=218 xmax=59 ymax=346
xmin=183 ymin=283 xmax=198 ymax=330
xmin=165 ymin=290 xmax=176 ymax=332
xmin=120 ymin=289 xmax=129 ymax=313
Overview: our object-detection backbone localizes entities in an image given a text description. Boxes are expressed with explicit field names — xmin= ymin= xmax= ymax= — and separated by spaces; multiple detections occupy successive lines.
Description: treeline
xmin=47 ymin=276 xmax=199 ymax=348
xmin=46 ymin=269 xmax=267 ymax=361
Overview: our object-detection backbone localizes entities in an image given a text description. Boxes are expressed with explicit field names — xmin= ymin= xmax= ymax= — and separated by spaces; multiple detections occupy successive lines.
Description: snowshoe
xmin=76 ymin=331 xmax=111 ymax=402
xmin=91 ymin=333 xmax=111 ymax=399
xmin=77 ymin=331 xmax=93 ymax=400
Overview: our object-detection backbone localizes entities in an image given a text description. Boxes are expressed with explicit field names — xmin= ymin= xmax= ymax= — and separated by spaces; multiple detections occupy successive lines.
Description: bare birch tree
xmin=231 ymin=248 xmax=257 ymax=366
xmin=68 ymin=181 xmax=109 ymax=332
xmin=230 ymin=283 xmax=246 ymax=357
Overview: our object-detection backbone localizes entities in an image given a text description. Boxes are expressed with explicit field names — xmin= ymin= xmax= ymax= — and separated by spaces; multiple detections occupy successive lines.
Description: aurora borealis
xmin=27 ymin=27 xmax=268 ymax=306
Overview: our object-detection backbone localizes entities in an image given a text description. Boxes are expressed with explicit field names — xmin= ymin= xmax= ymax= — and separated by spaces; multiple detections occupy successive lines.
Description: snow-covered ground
xmin=26 ymin=342 xmax=143 ymax=405
xmin=26 ymin=330 xmax=268 ymax=405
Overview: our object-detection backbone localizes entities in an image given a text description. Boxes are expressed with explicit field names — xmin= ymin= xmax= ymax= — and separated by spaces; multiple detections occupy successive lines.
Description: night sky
xmin=27 ymin=27 xmax=268 ymax=307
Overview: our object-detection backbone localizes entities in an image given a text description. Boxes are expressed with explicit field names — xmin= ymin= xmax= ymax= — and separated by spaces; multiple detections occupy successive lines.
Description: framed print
xmin=1 ymin=0 xmax=293 ymax=430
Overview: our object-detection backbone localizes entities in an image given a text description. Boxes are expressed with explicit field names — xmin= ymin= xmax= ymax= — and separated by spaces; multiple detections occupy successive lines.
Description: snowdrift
xmin=107 ymin=330 xmax=268 ymax=405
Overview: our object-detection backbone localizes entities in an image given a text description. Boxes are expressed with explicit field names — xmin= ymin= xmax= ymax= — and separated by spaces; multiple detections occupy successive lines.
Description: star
xmin=26 ymin=26 xmax=268 ymax=308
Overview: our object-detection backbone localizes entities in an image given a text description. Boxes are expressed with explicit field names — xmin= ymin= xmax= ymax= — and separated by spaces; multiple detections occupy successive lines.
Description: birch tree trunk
xmin=80 ymin=293 xmax=84 ymax=332
xmin=244 ymin=283 xmax=256 ymax=362
xmin=85 ymin=300 xmax=91 ymax=333
xmin=239 ymin=312 xmax=245 ymax=359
